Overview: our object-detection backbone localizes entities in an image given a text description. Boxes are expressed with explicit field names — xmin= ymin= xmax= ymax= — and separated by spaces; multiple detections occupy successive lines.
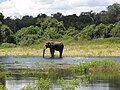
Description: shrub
xmin=20 ymin=84 xmax=35 ymax=90
xmin=15 ymin=26 xmax=43 ymax=46
xmin=36 ymin=78 xmax=52 ymax=90
xmin=110 ymin=21 xmax=120 ymax=37
xmin=80 ymin=25 xmax=95 ymax=40
xmin=71 ymin=60 xmax=117 ymax=75
xmin=94 ymin=23 xmax=108 ymax=38
xmin=1 ymin=43 xmax=16 ymax=48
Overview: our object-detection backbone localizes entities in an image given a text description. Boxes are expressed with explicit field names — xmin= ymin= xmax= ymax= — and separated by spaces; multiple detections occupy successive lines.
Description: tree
xmin=66 ymin=27 xmax=78 ymax=37
xmin=0 ymin=13 xmax=4 ymax=23
xmin=107 ymin=3 xmax=120 ymax=23
xmin=20 ymin=15 xmax=36 ymax=28
xmin=80 ymin=25 xmax=96 ymax=40
xmin=94 ymin=23 xmax=108 ymax=38
xmin=52 ymin=12 xmax=63 ymax=21
xmin=110 ymin=21 xmax=120 ymax=37
xmin=97 ymin=10 xmax=108 ymax=24
xmin=15 ymin=26 xmax=43 ymax=46
xmin=65 ymin=14 xmax=81 ymax=29
xmin=1 ymin=25 xmax=13 ymax=43
xmin=4 ymin=17 xmax=20 ymax=33
xmin=37 ymin=13 xmax=47 ymax=18
xmin=0 ymin=23 xmax=14 ymax=43
xmin=0 ymin=22 xmax=2 ymax=44
xmin=36 ymin=17 xmax=66 ymax=39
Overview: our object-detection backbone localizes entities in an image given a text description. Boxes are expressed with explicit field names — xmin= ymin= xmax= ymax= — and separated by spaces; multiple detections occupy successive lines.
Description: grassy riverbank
xmin=0 ymin=38 xmax=120 ymax=57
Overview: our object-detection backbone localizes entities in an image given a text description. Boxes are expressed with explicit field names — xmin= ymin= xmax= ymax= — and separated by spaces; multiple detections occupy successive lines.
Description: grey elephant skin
xmin=43 ymin=41 xmax=64 ymax=58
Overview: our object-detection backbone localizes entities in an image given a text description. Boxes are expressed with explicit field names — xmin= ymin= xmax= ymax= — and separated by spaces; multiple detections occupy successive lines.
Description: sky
xmin=0 ymin=0 xmax=120 ymax=18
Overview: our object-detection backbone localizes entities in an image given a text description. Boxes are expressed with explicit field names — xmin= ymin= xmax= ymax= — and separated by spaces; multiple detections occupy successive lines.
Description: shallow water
xmin=5 ymin=77 xmax=120 ymax=90
xmin=0 ymin=56 xmax=120 ymax=90
xmin=6 ymin=78 xmax=37 ymax=90
xmin=0 ymin=56 xmax=120 ymax=69
xmin=0 ymin=56 xmax=120 ymax=64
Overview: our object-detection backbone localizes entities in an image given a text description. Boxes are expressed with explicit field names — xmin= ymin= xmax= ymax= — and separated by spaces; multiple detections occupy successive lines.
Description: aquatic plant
xmin=71 ymin=60 xmax=118 ymax=76
xmin=89 ymin=60 xmax=117 ymax=72
xmin=0 ymin=83 xmax=7 ymax=90
xmin=57 ymin=78 xmax=80 ymax=90
xmin=36 ymin=78 xmax=52 ymax=90
xmin=20 ymin=84 xmax=35 ymax=90
xmin=21 ymin=78 xmax=52 ymax=90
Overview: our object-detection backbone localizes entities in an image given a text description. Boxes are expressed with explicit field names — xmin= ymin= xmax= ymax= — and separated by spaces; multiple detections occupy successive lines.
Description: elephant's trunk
xmin=43 ymin=46 xmax=46 ymax=58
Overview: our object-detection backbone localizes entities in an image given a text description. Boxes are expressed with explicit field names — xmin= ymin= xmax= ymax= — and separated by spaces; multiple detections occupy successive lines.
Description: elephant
xmin=43 ymin=41 xmax=64 ymax=58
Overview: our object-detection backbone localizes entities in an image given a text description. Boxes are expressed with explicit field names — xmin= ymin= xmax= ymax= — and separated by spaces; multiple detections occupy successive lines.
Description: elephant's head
xmin=43 ymin=42 xmax=51 ymax=57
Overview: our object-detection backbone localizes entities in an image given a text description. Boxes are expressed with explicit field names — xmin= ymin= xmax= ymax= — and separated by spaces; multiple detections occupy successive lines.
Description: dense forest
xmin=0 ymin=3 xmax=120 ymax=46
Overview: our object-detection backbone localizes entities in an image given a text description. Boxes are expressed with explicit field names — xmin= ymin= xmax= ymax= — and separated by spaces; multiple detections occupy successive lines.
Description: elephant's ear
xmin=49 ymin=42 xmax=54 ymax=47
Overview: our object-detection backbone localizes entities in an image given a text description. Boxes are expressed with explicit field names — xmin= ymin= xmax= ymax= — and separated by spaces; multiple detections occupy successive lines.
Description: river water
xmin=0 ymin=56 xmax=120 ymax=90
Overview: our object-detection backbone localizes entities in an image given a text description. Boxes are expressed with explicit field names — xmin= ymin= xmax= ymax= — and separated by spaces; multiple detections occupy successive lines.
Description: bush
xmin=20 ymin=84 xmax=35 ymax=90
xmin=110 ymin=21 xmax=120 ymax=37
xmin=80 ymin=25 xmax=95 ymax=40
xmin=15 ymin=26 xmax=43 ymax=46
xmin=71 ymin=60 xmax=117 ymax=75
xmin=19 ymin=39 xmax=35 ymax=46
xmin=1 ymin=43 xmax=16 ymax=48
xmin=37 ymin=78 xmax=52 ymax=90
xmin=0 ymin=24 xmax=13 ymax=44
xmin=94 ymin=23 xmax=108 ymax=38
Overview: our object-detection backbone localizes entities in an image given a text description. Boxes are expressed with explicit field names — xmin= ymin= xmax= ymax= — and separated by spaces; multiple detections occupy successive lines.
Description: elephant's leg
xmin=52 ymin=50 xmax=55 ymax=57
xmin=50 ymin=48 xmax=54 ymax=58
xmin=60 ymin=51 xmax=63 ymax=58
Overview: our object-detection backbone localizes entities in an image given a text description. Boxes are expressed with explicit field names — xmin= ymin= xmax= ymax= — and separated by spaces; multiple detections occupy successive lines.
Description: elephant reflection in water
xmin=43 ymin=41 xmax=64 ymax=58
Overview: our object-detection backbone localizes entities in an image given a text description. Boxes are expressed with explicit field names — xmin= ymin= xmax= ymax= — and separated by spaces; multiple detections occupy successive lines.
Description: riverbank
xmin=0 ymin=38 xmax=120 ymax=57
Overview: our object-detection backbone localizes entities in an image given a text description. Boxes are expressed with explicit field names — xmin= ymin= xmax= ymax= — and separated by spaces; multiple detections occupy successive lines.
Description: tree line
xmin=0 ymin=3 xmax=120 ymax=46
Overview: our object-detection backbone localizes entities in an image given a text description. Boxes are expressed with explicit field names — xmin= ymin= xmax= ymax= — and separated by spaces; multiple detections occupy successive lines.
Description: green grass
xmin=0 ymin=38 xmax=120 ymax=57
xmin=71 ymin=60 xmax=119 ymax=76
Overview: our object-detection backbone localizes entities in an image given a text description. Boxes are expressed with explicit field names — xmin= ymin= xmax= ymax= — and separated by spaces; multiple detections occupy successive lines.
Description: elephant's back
xmin=53 ymin=42 xmax=64 ymax=50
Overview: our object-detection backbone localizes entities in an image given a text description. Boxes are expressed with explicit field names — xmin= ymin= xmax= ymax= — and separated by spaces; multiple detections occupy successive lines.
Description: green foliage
xmin=0 ymin=24 xmax=14 ymax=44
xmin=0 ymin=84 xmax=7 ymax=90
xmin=79 ymin=22 xmax=119 ymax=40
xmin=57 ymin=78 xmax=80 ymax=90
xmin=71 ymin=60 xmax=117 ymax=75
xmin=94 ymin=23 xmax=108 ymax=38
xmin=107 ymin=3 xmax=120 ymax=23
xmin=90 ymin=60 xmax=116 ymax=67
xmin=44 ymin=27 xmax=62 ymax=39
xmin=80 ymin=25 xmax=95 ymax=40
xmin=81 ymin=76 xmax=90 ymax=86
xmin=80 ymin=23 xmax=108 ymax=40
xmin=110 ymin=21 xmax=120 ymax=37
xmin=1 ymin=3 xmax=120 ymax=45
xmin=0 ymin=13 xmax=4 ymax=23
xmin=36 ymin=78 xmax=52 ymax=90
xmin=15 ymin=26 xmax=43 ymax=46
xmin=20 ymin=84 xmax=35 ymax=90
xmin=0 ymin=67 xmax=7 ymax=90
xmin=66 ymin=27 xmax=79 ymax=40
xmin=37 ymin=17 xmax=66 ymax=39
xmin=0 ymin=43 xmax=16 ymax=48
